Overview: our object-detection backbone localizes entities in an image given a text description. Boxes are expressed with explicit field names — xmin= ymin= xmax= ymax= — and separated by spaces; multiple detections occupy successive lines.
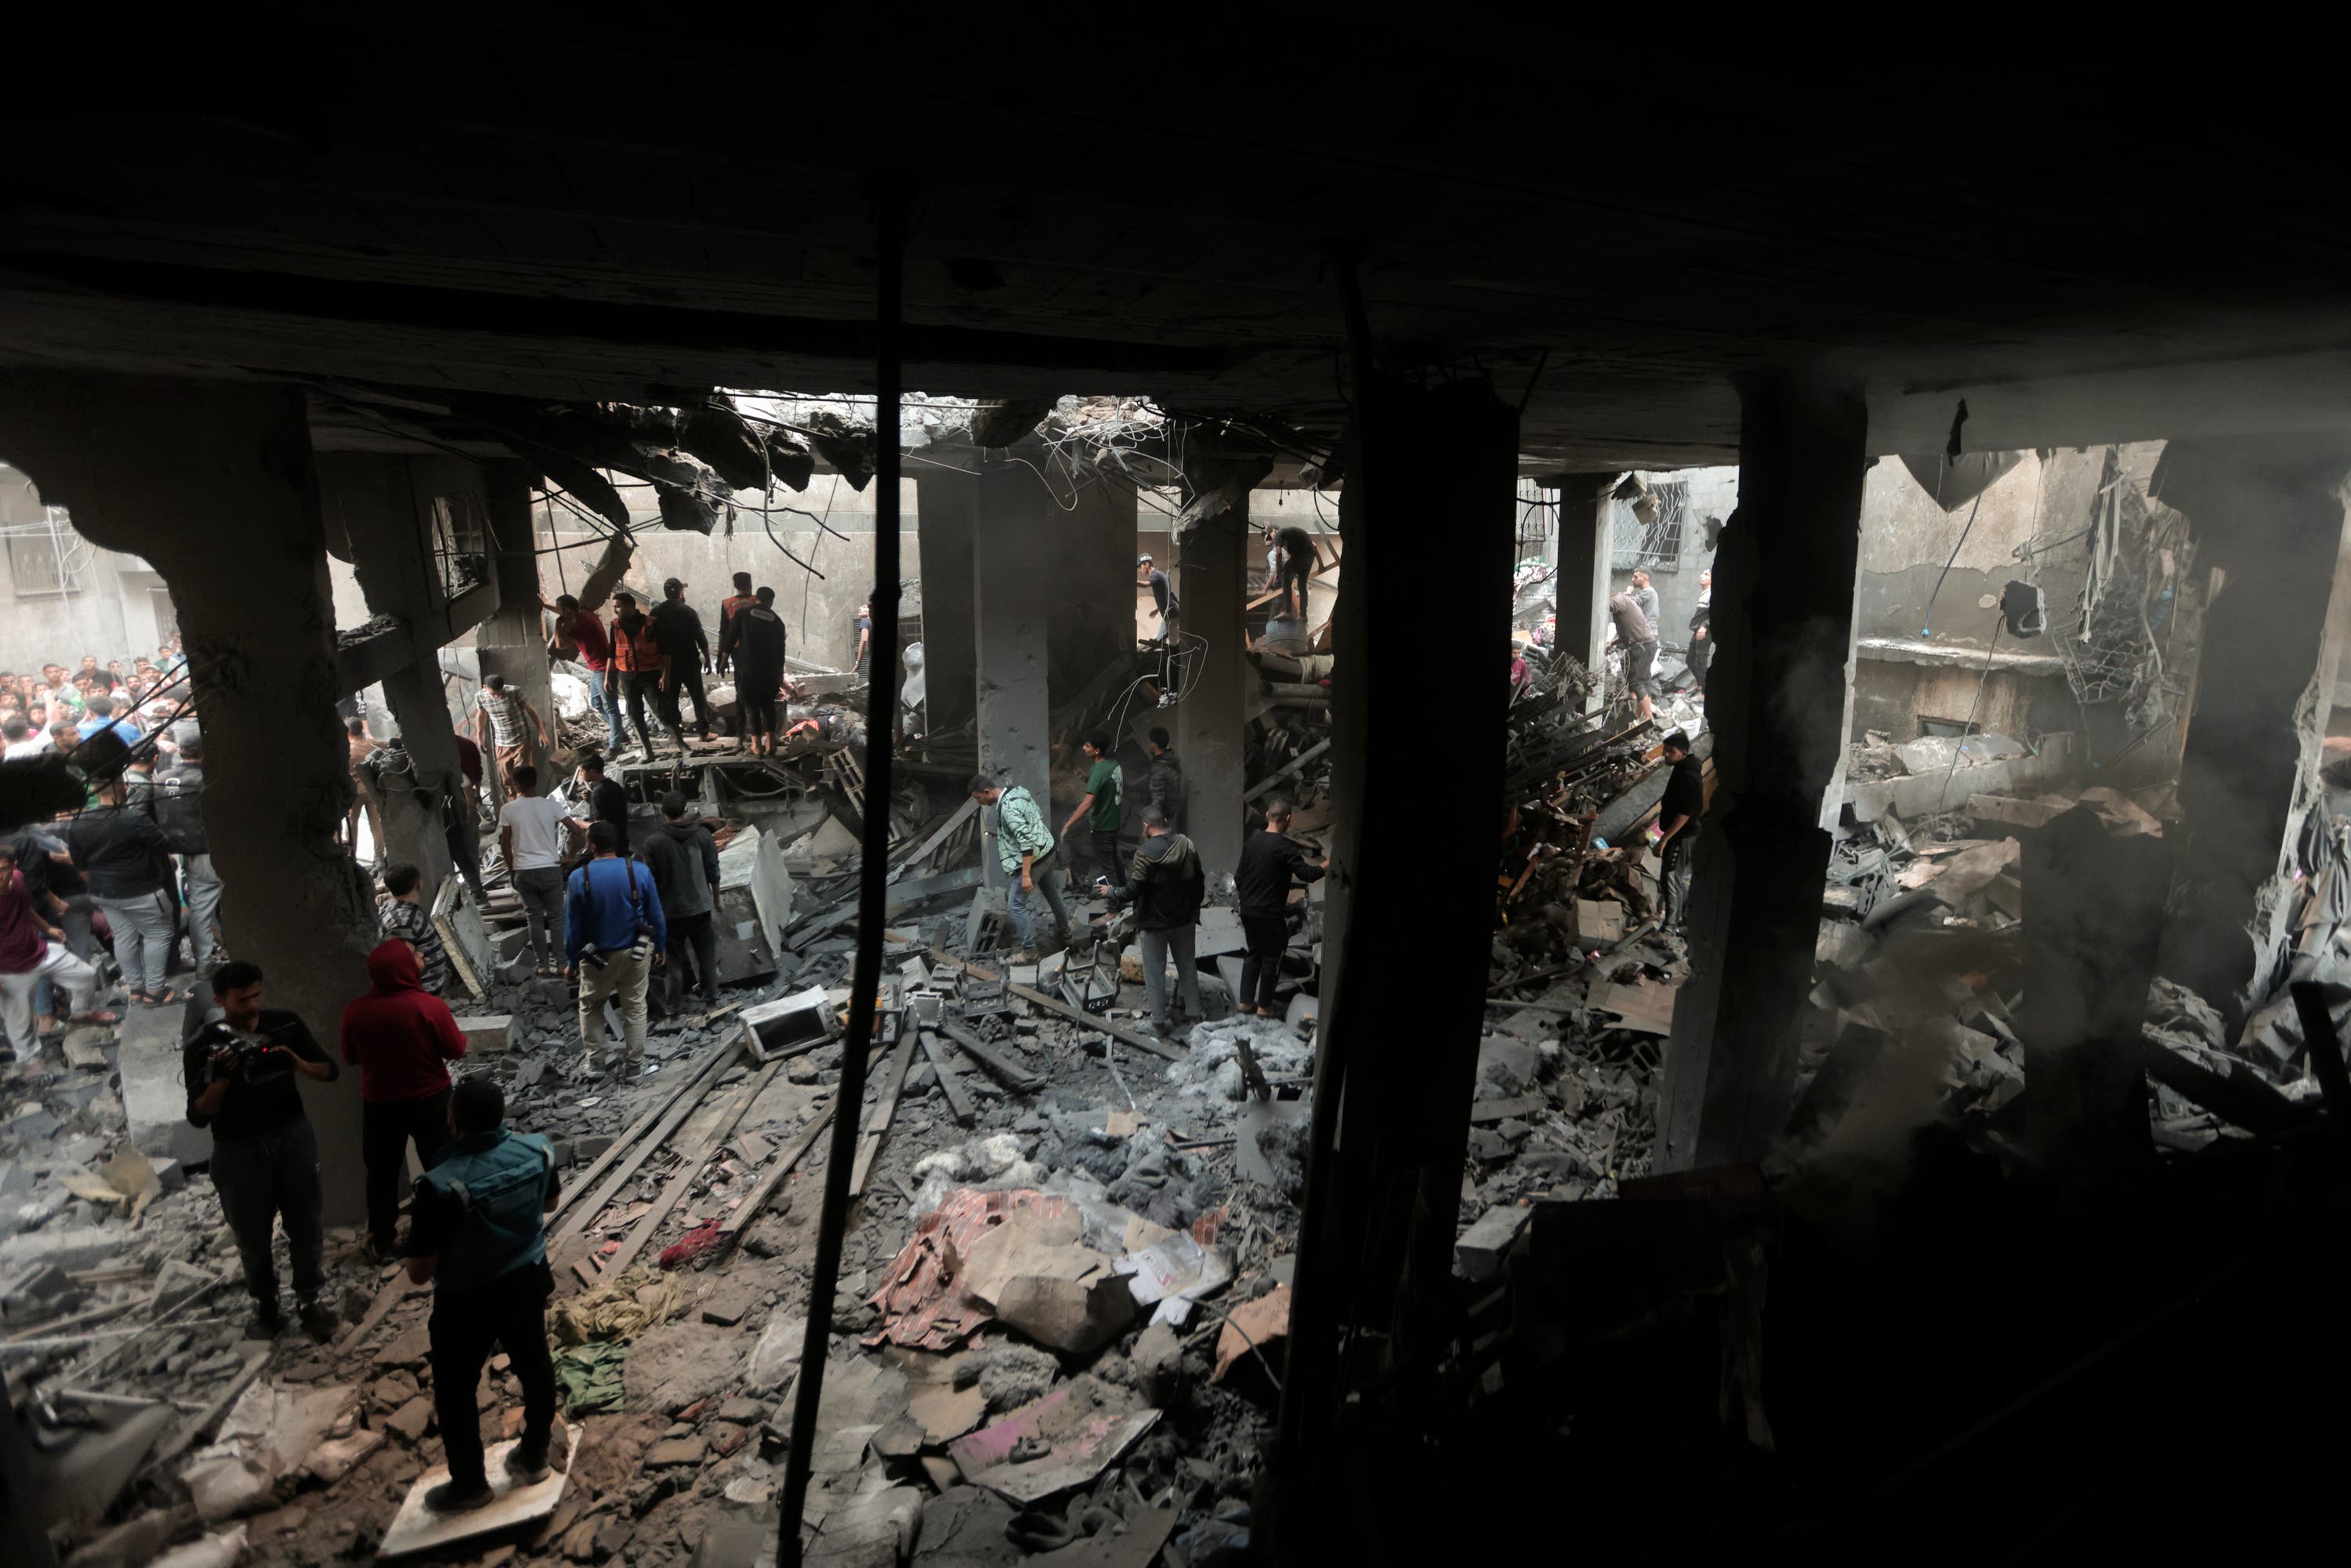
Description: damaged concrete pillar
xmin=913 ymin=469 xmax=977 ymax=733
xmin=1176 ymin=500 xmax=1248 ymax=879
xmin=0 ymin=373 xmax=377 ymax=1220
xmin=971 ymin=454 xmax=1056 ymax=886
xmin=475 ymin=462 xmax=555 ymax=797
xmin=1548 ymin=473 xmax=1616 ymax=715
xmin=1654 ymin=371 xmax=1867 ymax=1173
xmin=1279 ymin=377 xmax=1517 ymax=1520
xmin=2151 ymin=435 xmax=2351 ymax=1031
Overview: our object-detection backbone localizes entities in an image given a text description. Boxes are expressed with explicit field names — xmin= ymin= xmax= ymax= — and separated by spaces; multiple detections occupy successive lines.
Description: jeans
xmin=1009 ymin=853 xmax=1073 ymax=953
xmin=1661 ymin=829 xmax=1697 ymax=929
xmin=1137 ymin=925 xmax=1201 ymax=1027
xmin=661 ymin=664 xmax=714 ymax=737
xmin=513 ymin=867 xmax=568 ymax=969
xmin=1089 ymin=829 xmax=1130 ymax=892
xmin=621 ymin=672 xmax=665 ymax=753
xmin=361 ymin=1092 xmax=451 ymax=1251
xmin=210 ymin=1117 xmax=327 ymax=1307
xmin=1241 ymin=912 xmax=1288 ymax=1011
xmin=183 ymin=854 xmax=223 ymax=972
xmin=96 ymin=889 xmax=176 ymax=995
xmin=664 ymin=909 xmax=719 ymax=1008
xmin=2 ymin=942 xmax=100 ymax=1056
xmin=1687 ymin=629 xmax=1712 ymax=693
xmin=586 ymin=667 xmax=623 ymax=753
xmin=430 ymin=1262 xmax=556 ymax=1491
xmin=579 ymin=943 xmax=651 ymax=1064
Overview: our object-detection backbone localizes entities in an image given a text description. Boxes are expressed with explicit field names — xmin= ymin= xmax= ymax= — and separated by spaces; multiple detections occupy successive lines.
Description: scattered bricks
xmin=676 ymin=1397 xmax=713 ymax=1424
xmin=711 ymin=1423 xmax=749 ymax=1458
xmin=384 ymin=1394 xmax=434 ymax=1444
xmin=644 ymin=1436 xmax=706 ymax=1468
xmin=574 ymin=1135 xmax=615 ymax=1164
xmin=715 ymin=1396 xmax=766 ymax=1425
xmin=454 ymin=1015 xmax=515 ymax=1053
xmin=1454 ymin=1204 xmax=1534 ymax=1283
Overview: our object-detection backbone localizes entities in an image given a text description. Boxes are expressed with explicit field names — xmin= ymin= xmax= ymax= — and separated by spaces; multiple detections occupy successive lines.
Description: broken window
xmin=3 ymin=512 xmax=91 ymax=597
xmin=426 ymin=491 xmax=490 ymax=601
xmin=1610 ymin=479 xmax=1686 ymax=571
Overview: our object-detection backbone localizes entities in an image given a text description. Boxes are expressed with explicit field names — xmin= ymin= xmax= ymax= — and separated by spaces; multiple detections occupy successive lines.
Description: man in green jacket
xmin=970 ymin=773 xmax=1071 ymax=962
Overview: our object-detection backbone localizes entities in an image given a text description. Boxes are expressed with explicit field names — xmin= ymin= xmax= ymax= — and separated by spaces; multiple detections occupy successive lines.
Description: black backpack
xmin=153 ymin=764 xmax=208 ymax=855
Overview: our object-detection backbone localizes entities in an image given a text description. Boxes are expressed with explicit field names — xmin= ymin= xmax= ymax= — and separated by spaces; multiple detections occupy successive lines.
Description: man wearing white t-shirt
xmin=498 ymin=765 xmax=578 ymax=976
xmin=2 ymin=715 xmax=45 ymax=760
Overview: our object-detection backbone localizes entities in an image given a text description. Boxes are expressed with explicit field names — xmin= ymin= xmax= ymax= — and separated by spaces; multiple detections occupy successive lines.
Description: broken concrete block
xmin=1965 ymin=793 xmax=2066 ymax=831
xmin=574 ymin=1135 xmax=614 ymax=1164
xmin=1570 ymin=897 xmax=1625 ymax=945
xmin=384 ymin=1395 xmax=433 ymax=1444
xmin=1454 ymin=1204 xmax=1534 ymax=1283
xmin=644 ymin=1436 xmax=705 ymax=1467
xmin=148 ymin=1156 xmax=184 ymax=1193
xmin=991 ymin=1272 xmax=1136 ymax=1356
xmin=453 ymin=1015 xmax=514 ymax=1054
xmin=745 ymin=1313 xmax=808 ymax=1394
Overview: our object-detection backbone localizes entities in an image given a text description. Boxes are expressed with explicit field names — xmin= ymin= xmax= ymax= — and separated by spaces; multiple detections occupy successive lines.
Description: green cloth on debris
xmin=554 ymin=1342 xmax=629 ymax=1415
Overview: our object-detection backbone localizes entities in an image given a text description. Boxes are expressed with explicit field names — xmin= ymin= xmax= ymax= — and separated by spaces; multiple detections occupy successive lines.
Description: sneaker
xmin=298 ymin=1298 xmax=338 ymax=1342
xmin=505 ymin=1439 xmax=552 ymax=1485
xmin=423 ymin=1479 xmax=496 ymax=1514
xmin=243 ymin=1305 xmax=284 ymax=1341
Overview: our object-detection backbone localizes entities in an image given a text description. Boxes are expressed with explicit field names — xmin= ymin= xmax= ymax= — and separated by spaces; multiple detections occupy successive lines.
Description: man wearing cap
xmin=649 ymin=578 xmax=714 ymax=744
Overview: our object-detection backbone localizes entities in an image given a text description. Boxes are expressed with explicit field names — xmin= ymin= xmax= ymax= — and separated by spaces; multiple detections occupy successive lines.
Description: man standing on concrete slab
xmin=66 ymin=765 xmax=182 ymax=1006
xmin=1233 ymin=797 xmax=1325 ymax=1017
xmin=377 ymin=863 xmax=452 ymax=997
xmin=1654 ymin=730 xmax=1704 ymax=933
xmin=1609 ymin=586 xmax=1658 ymax=726
xmin=499 ymin=766 xmax=575 ymax=978
xmin=1146 ymin=727 xmax=1186 ymax=835
xmin=969 ymin=773 xmax=1070 ymax=963
xmin=473 ymin=675 xmax=550 ymax=806
xmin=566 ymin=821 xmax=665 ymax=1075
xmin=642 ymin=791 xmax=721 ymax=1015
xmin=154 ymin=724 xmax=221 ymax=975
xmin=0 ymin=842 xmax=111 ymax=1063
xmin=184 ymin=960 xmax=338 ymax=1341
xmin=1062 ymin=730 xmax=1129 ymax=894
xmin=342 ymin=939 xmax=468 ymax=1261
xmin=650 ymin=578 xmax=715 ymax=744
xmin=574 ymin=755 xmax=629 ymax=854
xmin=718 ymin=585 xmax=788 ymax=755
xmin=608 ymin=592 xmax=666 ymax=760
xmin=406 ymin=1076 xmax=561 ymax=1513
xmin=715 ymin=571 xmax=757 ymax=661
xmin=545 ymin=592 xmax=620 ymax=756
xmin=1112 ymin=806 xmax=1204 ymax=1034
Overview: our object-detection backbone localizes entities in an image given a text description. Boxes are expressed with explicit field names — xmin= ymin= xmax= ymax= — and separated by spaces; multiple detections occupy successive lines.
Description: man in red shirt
xmin=341 ymin=940 xmax=469 ymax=1259
xmin=546 ymin=593 xmax=621 ymax=755
xmin=1 ymin=842 xmax=114 ymax=1063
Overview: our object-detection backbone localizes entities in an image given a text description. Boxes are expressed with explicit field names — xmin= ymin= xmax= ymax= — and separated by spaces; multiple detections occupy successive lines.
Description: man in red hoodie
xmin=341 ymin=940 xmax=469 ymax=1261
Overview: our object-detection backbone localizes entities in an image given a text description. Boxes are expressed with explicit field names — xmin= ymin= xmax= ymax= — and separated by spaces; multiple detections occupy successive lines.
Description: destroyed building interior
xmin=5 ymin=38 xmax=2351 ymax=1566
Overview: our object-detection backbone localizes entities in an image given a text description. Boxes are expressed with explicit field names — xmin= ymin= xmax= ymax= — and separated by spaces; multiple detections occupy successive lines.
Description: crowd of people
xmin=542 ymin=571 xmax=802 ymax=762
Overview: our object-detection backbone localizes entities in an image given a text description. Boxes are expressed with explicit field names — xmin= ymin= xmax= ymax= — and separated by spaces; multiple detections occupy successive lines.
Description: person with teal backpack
xmin=405 ymin=1077 xmax=561 ymax=1512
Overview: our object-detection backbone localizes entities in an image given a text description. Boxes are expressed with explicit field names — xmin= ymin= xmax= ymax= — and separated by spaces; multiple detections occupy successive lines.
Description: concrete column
xmin=1047 ymin=469 xmax=1139 ymax=697
xmin=1654 ymin=372 xmax=1867 ymax=1174
xmin=1176 ymin=502 xmax=1248 ymax=879
xmin=0 ymin=374 xmax=377 ymax=1221
xmin=1278 ymin=378 xmax=1518 ymax=1530
xmin=971 ymin=455 xmax=1054 ymax=888
xmin=2152 ymin=434 xmax=2351 ymax=1029
xmin=1549 ymin=473 xmax=1615 ymax=715
xmin=475 ymin=462 xmax=554 ymax=797
xmin=913 ymin=469 xmax=977 ymax=733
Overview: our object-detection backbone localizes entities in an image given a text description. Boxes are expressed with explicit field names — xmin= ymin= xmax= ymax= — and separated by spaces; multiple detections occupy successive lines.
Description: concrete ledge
xmin=1846 ymin=732 xmax=2077 ymax=821
xmin=1858 ymin=635 xmax=2069 ymax=679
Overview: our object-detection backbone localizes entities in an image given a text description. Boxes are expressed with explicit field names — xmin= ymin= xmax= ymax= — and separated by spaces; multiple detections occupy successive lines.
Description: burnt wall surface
xmin=1850 ymin=662 xmax=2078 ymax=744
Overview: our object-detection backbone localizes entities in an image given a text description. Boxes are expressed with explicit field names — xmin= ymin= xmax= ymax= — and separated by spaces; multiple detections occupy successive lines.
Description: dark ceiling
xmin=7 ymin=31 xmax=2351 ymax=471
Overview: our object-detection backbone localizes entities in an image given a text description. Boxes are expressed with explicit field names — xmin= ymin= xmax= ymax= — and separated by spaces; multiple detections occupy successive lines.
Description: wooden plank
xmin=719 ymin=1103 xmax=837 ymax=1240
xmin=848 ymin=1027 xmax=920 ymax=1199
xmin=551 ymin=1026 xmax=749 ymax=1221
xmin=918 ymin=1030 xmax=976 ymax=1127
xmin=886 ymin=797 xmax=978 ymax=884
xmin=933 ymin=1018 xmax=1045 ymax=1094
xmin=545 ymin=1027 xmax=749 ymax=1265
xmin=144 ymin=1347 xmax=270 ymax=1475
xmin=594 ymin=1061 xmax=783 ymax=1282
xmin=922 ymin=945 xmax=1185 ymax=1062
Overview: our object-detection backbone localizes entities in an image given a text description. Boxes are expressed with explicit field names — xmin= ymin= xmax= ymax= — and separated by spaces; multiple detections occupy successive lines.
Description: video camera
xmin=200 ymin=1026 xmax=293 ymax=1089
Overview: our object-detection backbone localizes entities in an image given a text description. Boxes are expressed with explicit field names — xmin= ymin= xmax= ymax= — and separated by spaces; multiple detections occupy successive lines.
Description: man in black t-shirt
xmin=1654 ymin=730 xmax=1704 ymax=932
xmin=1233 ymin=798 xmax=1326 ymax=1016
xmin=184 ymin=960 xmax=340 ymax=1341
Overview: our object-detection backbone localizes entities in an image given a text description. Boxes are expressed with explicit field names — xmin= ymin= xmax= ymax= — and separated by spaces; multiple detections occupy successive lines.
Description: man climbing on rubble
xmin=1109 ymin=805 xmax=1204 ymax=1034
xmin=608 ymin=592 xmax=666 ymax=760
xmin=642 ymin=790 xmax=721 ymax=1014
xmin=566 ymin=820 xmax=666 ymax=1075
xmin=1235 ymin=797 xmax=1325 ymax=1017
xmin=0 ymin=841 xmax=112 ymax=1064
xmin=1061 ymin=730 xmax=1129 ymax=894
xmin=499 ymin=764 xmax=576 ymax=978
xmin=407 ymin=1075 xmax=562 ymax=1512
xmin=1146 ymin=726 xmax=1186 ymax=833
xmin=650 ymin=577 xmax=715 ymax=745
xmin=342 ymin=938 xmax=467 ymax=1262
xmin=1273 ymin=526 xmax=1325 ymax=622
xmin=969 ymin=773 xmax=1070 ymax=962
xmin=377 ymin=862 xmax=452 ymax=995
xmin=473 ymin=675 xmax=551 ymax=806
xmin=545 ymin=592 xmax=621 ymax=755
xmin=1609 ymin=585 xmax=1658 ymax=726
xmin=719 ymin=584 xmax=788 ymax=755
xmin=185 ymin=960 xmax=339 ymax=1340
xmin=1654 ymin=729 xmax=1704 ymax=933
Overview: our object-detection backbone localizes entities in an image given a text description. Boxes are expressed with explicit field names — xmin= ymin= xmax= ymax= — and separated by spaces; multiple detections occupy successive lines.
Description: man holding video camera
xmin=184 ymin=960 xmax=341 ymax=1341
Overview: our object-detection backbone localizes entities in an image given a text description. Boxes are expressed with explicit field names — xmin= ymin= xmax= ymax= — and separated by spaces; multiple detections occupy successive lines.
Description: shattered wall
xmin=0 ymin=462 xmax=175 ymax=672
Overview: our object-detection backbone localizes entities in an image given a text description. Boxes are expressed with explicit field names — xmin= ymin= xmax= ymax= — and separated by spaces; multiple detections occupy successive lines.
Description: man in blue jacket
xmin=407 ymin=1077 xmax=561 ymax=1512
xmin=563 ymin=821 xmax=666 ymax=1074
